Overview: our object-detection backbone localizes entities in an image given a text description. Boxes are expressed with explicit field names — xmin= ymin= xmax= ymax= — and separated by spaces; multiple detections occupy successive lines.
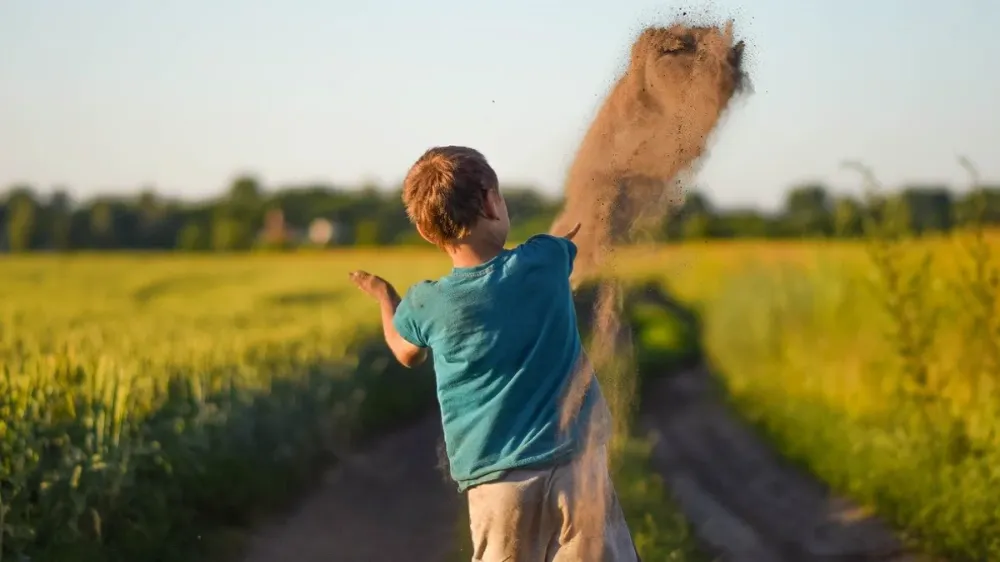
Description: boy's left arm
xmin=349 ymin=271 xmax=428 ymax=368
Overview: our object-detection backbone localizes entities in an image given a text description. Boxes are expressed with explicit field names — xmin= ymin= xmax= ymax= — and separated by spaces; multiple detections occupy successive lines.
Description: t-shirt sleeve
xmin=523 ymin=234 xmax=578 ymax=276
xmin=392 ymin=286 xmax=429 ymax=348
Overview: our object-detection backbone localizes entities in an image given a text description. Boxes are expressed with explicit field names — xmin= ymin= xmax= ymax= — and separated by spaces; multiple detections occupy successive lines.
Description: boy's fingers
xmin=349 ymin=270 xmax=371 ymax=285
xmin=563 ymin=223 xmax=581 ymax=240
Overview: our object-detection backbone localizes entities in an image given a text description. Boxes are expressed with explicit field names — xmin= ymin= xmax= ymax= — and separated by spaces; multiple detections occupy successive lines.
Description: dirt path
xmin=640 ymin=366 xmax=931 ymax=562
xmin=240 ymin=412 xmax=462 ymax=562
xmin=238 ymin=369 xmax=933 ymax=562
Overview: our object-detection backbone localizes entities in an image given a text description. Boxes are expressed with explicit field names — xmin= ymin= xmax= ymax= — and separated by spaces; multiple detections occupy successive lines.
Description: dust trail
xmin=550 ymin=21 xmax=748 ymax=280
xmin=552 ymin=20 xmax=748 ymax=559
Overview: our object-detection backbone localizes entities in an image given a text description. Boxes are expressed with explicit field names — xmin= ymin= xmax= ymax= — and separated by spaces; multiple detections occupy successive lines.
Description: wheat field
xmin=2 ymin=233 xmax=998 ymax=560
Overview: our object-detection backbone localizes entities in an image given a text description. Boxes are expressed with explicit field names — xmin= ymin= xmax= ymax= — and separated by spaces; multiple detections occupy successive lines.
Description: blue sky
xmin=1 ymin=0 xmax=997 ymax=210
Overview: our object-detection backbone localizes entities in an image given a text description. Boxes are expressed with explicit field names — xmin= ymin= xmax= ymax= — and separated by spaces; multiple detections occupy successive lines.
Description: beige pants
xmin=466 ymin=445 xmax=639 ymax=562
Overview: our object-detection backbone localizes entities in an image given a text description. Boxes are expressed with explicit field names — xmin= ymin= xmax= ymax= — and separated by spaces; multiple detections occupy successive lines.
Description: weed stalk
xmin=842 ymin=161 xmax=940 ymax=410
xmin=955 ymin=157 xmax=1000 ymax=388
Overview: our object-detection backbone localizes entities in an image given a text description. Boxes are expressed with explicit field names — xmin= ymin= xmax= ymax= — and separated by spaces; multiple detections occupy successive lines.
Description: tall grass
xmin=0 ymin=253 xmax=447 ymax=561
xmin=614 ymin=163 xmax=1000 ymax=559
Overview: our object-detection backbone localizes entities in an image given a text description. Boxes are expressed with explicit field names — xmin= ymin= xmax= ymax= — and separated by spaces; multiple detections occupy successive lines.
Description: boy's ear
xmin=482 ymin=189 xmax=502 ymax=220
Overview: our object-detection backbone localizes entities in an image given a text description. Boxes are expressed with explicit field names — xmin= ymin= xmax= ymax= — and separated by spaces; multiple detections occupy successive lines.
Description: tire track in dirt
xmin=240 ymin=412 xmax=461 ymax=562
xmin=639 ymin=366 xmax=934 ymax=562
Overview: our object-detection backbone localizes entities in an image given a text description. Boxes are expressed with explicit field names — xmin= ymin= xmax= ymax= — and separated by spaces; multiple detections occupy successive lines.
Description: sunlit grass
xmin=613 ymin=234 xmax=1000 ymax=560
xmin=1 ymin=248 xmax=702 ymax=561
xmin=0 ymin=250 xmax=451 ymax=561
xmin=5 ymin=230 xmax=999 ymax=560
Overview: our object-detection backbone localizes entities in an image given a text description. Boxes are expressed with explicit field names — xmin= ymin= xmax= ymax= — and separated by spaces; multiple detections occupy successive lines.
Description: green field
xmin=0 ymin=251 xmax=445 ymax=561
xmin=2 ymin=230 xmax=999 ymax=560
xmin=0 ymin=250 xmax=703 ymax=561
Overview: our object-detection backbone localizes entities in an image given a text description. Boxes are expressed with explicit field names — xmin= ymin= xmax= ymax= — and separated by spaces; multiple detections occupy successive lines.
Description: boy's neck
xmin=447 ymin=238 xmax=505 ymax=269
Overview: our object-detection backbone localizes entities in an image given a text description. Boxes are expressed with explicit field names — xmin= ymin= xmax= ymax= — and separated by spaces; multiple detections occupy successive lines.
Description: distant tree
xmin=47 ymin=189 xmax=73 ymax=250
xmin=954 ymin=187 xmax=1000 ymax=228
xmin=2 ymin=174 xmax=998 ymax=252
xmin=89 ymin=200 xmax=117 ymax=249
xmin=681 ymin=191 xmax=713 ymax=217
xmin=682 ymin=213 xmax=713 ymax=240
xmin=6 ymin=186 xmax=38 ymax=252
xmin=502 ymin=187 xmax=558 ymax=224
xmin=225 ymin=175 xmax=265 ymax=233
xmin=211 ymin=214 xmax=252 ymax=251
xmin=135 ymin=188 xmax=169 ymax=247
xmin=833 ymin=196 xmax=864 ymax=238
xmin=662 ymin=190 xmax=715 ymax=241
xmin=353 ymin=219 xmax=380 ymax=246
xmin=228 ymin=175 xmax=263 ymax=206
xmin=177 ymin=221 xmax=209 ymax=251
xmin=719 ymin=210 xmax=774 ymax=238
xmin=784 ymin=183 xmax=833 ymax=237
xmin=900 ymin=185 xmax=953 ymax=235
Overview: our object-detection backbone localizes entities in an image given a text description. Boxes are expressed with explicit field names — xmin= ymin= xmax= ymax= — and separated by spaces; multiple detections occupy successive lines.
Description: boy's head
xmin=402 ymin=146 xmax=509 ymax=248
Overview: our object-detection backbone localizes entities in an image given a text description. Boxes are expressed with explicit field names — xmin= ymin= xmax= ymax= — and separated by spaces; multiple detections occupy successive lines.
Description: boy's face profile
xmin=483 ymin=187 xmax=510 ymax=246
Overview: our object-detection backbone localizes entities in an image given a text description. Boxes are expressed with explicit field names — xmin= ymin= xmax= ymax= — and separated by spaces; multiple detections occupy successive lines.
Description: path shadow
xmin=240 ymin=413 xmax=461 ymax=562
xmin=239 ymin=331 xmax=462 ymax=562
xmin=131 ymin=272 xmax=252 ymax=304
xmin=264 ymin=289 xmax=345 ymax=308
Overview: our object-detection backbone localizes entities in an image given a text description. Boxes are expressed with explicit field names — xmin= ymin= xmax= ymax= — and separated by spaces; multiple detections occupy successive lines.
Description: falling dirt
xmin=549 ymin=21 xmax=748 ymax=281
xmin=550 ymin=21 xmax=748 ymax=559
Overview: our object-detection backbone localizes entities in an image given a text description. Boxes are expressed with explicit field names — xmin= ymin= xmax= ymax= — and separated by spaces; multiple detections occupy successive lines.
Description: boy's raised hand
xmin=349 ymin=270 xmax=399 ymax=302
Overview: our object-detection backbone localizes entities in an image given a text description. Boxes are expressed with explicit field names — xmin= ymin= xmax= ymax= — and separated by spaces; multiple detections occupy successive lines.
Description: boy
xmin=349 ymin=146 xmax=639 ymax=562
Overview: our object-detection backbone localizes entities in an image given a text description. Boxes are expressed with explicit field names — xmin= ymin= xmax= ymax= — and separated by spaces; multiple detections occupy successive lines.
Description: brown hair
xmin=402 ymin=146 xmax=499 ymax=246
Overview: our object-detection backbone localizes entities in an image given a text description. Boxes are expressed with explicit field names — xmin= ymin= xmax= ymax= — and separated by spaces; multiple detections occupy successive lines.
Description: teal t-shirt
xmin=393 ymin=234 xmax=605 ymax=491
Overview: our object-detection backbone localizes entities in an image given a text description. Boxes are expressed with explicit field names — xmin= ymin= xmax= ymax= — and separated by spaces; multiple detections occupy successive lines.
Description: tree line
xmin=1 ymin=176 xmax=998 ymax=252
